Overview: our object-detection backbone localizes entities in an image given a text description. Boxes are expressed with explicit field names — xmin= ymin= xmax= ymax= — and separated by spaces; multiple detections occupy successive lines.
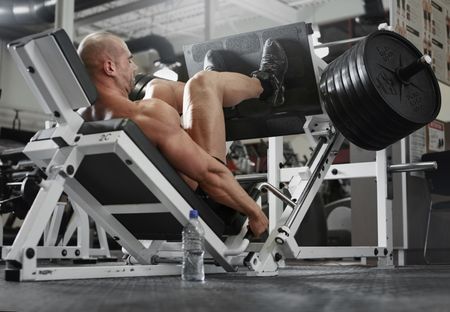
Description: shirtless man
xmin=77 ymin=32 xmax=287 ymax=237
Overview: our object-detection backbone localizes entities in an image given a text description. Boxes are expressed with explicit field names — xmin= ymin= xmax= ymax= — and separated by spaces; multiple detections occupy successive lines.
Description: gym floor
xmin=1 ymin=262 xmax=450 ymax=312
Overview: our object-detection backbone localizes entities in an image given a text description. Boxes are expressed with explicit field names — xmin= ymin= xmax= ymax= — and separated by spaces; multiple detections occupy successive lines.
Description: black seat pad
xmin=76 ymin=118 xmax=245 ymax=239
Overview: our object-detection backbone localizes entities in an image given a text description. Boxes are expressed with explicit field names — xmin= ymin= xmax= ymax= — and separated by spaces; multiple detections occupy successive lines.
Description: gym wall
xmin=438 ymin=82 xmax=450 ymax=121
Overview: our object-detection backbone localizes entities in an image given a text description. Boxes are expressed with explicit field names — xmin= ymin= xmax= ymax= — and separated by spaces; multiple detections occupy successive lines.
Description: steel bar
xmin=388 ymin=161 xmax=437 ymax=173
xmin=314 ymin=36 xmax=366 ymax=49
xmin=256 ymin=182 xmax=296 ymax=208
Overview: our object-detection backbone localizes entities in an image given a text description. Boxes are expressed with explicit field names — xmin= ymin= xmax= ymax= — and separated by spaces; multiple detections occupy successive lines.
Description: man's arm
xmin=132 ymin=101 xmax=268 ymax=237
xmin=161 ymin=129 xmax=268 ymax=237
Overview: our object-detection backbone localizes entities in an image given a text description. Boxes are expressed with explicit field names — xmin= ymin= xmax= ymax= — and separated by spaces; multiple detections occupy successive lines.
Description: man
xmin=77 ymin=32 xmax=287 ymax=238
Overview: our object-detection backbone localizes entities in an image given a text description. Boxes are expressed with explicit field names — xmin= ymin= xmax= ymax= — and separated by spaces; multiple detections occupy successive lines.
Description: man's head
xmin=78 ymin=32 xmax=137 ymax=95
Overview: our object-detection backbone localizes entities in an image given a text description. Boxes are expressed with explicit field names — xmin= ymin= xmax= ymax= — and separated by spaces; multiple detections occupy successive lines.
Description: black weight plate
xmin=363 ymin=30 xmax=440 ymax=125
xmin=322 ymin=55 xmax=374 ymax=149
xmin=129 ymin=73 xmax=154 ymax=101
xmin=350 ymin=40 xmax=414 ymax=139
xmin=320 ymin=60 xmax=353 ymax=139
xmin=346 ymin=43 xmax=409 ymax=145
xmin=338 ymin=48 xmax=396 ymax=149
xmin=355 ymin=35 xmax=436 ymax=146
xmin=323 ymin=40 xmax=409 ymax=150
xmin=354 ymin=40 xmax=419 ymax=138
xmin=331 ymin=51 xmax=387 ymax=149
xmin=327 ymin=48 xmax=390 ymax=150
xmin=324 ymin=57 xmax=375 ymax=150
xmin=321 ymin=59 xmax=345 ymax=125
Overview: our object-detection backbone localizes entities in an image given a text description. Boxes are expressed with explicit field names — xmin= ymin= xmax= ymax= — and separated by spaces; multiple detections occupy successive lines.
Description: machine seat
xmin=74 ymin=118 xmax=245 ymax=240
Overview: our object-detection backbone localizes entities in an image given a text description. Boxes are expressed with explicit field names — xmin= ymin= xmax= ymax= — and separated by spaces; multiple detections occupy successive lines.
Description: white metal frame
xmin=1 ymin=200 xmax=112 ymax=262
xmin=261 ymin=126 xmax=393 ymax=268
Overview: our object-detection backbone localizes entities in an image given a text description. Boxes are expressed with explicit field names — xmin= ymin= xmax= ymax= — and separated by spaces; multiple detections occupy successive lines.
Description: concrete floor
xmin=1 ymin=263 xmax=450 ymax=312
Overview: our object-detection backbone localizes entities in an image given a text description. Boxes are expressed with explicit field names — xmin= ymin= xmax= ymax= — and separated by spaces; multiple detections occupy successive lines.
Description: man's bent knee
xmin=145 ymin=79 xmax=169 ymax=97
xmin=147 ymin=78 xmax=168 ymax=87
xmin=188 ymin=70 xmax=220 ymax=91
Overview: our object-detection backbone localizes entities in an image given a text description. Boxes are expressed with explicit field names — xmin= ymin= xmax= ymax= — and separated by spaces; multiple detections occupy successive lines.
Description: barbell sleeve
xmin=314 ymin=36 xmax=366 ymax=49
xmin=388 ymin=161 xmax=437 ymax=173
xmin=397 ymin=55 xmax=432 ymax=82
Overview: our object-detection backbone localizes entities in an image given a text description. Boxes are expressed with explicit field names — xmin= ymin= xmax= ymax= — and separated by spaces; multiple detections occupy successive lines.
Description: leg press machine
xmin=3 ymin=23 xmax=435 ymax=281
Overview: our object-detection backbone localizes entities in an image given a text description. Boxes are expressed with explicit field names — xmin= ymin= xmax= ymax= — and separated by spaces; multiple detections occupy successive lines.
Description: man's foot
xmin=203 ymin=50 xmax=227 ymax=72
xmin=252 ymin=39 xmax=288 ymax=107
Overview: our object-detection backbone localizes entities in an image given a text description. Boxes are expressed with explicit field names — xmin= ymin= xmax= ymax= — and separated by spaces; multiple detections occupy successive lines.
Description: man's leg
xmin=134 ymin=98 xmax=268 ymax=236
xmin=184 ymin=39 xmax=287 ymax=161
xmin=182 ymin=71 xmax=263 ymax=162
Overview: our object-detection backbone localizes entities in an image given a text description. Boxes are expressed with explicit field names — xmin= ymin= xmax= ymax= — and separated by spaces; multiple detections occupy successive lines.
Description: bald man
xmin=77 ymin=32 xmax=287 ymax=237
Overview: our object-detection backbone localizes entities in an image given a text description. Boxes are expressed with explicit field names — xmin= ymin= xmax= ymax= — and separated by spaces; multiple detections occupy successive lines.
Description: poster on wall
xmin=408 ymin=126 xmax=427 ymax=177
xmin=392 ymin=0 xmax=450 ymax=85
xmin=392 ymin=0 xmax=449 ymax=162
xmin=431 ymin=0 xmax=447 ymax=81
xmin=394 ymin=0 xmax=424 ymax=49
xmin=427 ymin=120 xmax=446 ymax=151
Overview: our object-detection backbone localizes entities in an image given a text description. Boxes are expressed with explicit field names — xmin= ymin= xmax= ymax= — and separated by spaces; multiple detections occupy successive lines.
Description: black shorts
xmin=212 ymin=156 xmax=225 ymax=165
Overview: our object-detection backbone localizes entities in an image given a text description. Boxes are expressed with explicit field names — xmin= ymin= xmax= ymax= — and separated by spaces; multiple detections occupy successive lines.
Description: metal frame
xmin=0 ymin=214 xmax=3 ymax=259
xmin=227 ymin=113 xmax=397 ymax=276
xmin=5 ymin=127 xmax=254 ymax=280
xmin=1 ymin=199 xmax=112 ymax=261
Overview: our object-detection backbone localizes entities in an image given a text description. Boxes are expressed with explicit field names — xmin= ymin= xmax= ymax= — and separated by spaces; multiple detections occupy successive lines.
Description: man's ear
xmin=103 ymin=60 xmax=116 ymax=76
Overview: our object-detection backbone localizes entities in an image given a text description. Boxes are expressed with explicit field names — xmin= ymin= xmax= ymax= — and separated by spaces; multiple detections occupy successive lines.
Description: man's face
xmin=115 ymin=41 xmax=138 ymax=94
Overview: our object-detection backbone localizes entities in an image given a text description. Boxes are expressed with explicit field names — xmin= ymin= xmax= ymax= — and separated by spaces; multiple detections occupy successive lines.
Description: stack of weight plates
xmin=319 ymin=30 xmax=441 ymax=150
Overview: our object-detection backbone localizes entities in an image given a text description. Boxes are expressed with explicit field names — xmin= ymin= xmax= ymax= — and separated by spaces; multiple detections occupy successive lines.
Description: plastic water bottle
xmin=182 ymin=210 xmax=205 ymax=281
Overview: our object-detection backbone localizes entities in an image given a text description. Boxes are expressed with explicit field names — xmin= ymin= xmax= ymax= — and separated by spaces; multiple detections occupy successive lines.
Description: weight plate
xmin=322 ymin=55 xmax=374 ymax=149
xmin=320 ymin=30 xmax=441 ymax=150
xmin=338 ymin=49 xmax=396 ymax=149
xmin=363 ymin=30 xmax=440 ymax=125
xmin=129 ymin=73 xmax=154 ymax=101
xmin=322 ymin=45 xmax=400 ymax=150
xmin=353 ymin=36 xmax=430 ymax=144
xmin=330 ymin=51 xmax=387 ymax=149
xmin=355 ymin=38 xmax=413 ymax=130
xmin=349 ymin=41 xmax=414 ymax=138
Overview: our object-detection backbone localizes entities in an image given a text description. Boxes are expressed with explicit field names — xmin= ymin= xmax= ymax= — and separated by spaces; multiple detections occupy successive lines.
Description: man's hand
xmin=248 ymin=209 xmax=269 ymax=238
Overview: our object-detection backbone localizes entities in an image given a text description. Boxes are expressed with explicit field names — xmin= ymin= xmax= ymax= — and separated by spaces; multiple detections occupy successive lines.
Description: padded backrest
xmin=422 ymin=151 xmax=450 ymax=196
xmin=7 ymin=28 xmax=96 ymax=114
xmin=52 ymin=29 xmax=98 ymax=105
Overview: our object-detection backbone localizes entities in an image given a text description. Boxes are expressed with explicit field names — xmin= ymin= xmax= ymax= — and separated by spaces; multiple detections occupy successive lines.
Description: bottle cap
xmin=189 ymin=210 xmax=199 ymax=219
